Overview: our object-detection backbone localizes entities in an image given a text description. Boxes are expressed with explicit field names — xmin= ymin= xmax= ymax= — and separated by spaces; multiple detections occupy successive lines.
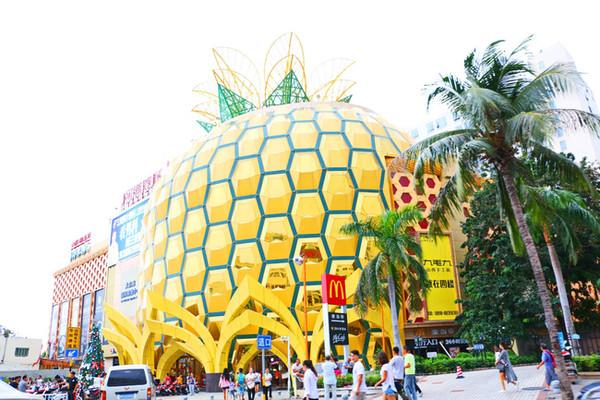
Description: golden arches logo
xmin=329 ymin=279 xmax=346 ymax=301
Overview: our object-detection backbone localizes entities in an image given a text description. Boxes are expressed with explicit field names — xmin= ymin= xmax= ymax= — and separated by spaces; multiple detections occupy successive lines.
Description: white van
xmin=102 ymin=364 xmax=156 ymax=400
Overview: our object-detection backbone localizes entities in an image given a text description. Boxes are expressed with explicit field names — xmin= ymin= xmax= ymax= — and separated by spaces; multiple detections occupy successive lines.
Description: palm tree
xmin=400 ymin=38 xmax=600 ymax=399
xmin=521 ymin=186 xmax=600 ymax=356
xmin=340 ymin=206 xmax=427 ymax=350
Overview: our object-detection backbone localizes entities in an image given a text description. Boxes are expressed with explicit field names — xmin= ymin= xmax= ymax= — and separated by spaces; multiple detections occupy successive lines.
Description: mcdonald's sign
xmin=321 ymin=274 xmax=347 ymax=306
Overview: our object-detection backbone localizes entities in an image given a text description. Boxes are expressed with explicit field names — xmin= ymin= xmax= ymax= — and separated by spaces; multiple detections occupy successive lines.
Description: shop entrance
xmin=162 ymin=354 xmax=205 ymax=389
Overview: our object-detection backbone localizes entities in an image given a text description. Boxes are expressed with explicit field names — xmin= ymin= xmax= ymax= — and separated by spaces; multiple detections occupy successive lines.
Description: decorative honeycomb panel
xmin=140 ymin=102 xmax=411 ymax=347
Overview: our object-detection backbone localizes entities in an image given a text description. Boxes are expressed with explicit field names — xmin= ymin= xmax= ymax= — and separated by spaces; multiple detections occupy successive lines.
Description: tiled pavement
xmin=159 ymin=365 xmax=590 ymax=400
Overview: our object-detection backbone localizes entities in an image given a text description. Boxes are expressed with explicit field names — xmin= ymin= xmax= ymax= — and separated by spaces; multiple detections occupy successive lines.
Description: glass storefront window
xmin=93 ymin=289 xmax=105 ymax=327
xmin=70 ymin=298 xmax=80 ymax=327
xmin=80 ymin=293 xmax=91 ymax=355
xmin=49 ymin=304 xmax=58 ymax=359
xmin=57 ymin=301 xmax=68 ymax=358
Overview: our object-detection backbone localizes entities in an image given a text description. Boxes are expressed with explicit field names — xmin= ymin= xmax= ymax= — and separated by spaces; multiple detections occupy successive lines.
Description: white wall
xmin=0 ymin=337 xmax=42 ymax=372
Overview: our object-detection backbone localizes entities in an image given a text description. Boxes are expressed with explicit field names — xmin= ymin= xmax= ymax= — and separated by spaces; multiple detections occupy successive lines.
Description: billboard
xmin=109 ymin=199 xmax=147 ymax=264
xmin=420 ymin=234 xmax=460 ymax=321
xmin=70 ymin=233 xmax=91 ymax=262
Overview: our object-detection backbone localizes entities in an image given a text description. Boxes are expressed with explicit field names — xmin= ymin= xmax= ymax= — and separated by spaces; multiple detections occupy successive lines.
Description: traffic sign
xmin=257 ymin=335 xmax=272 ymax=350
xmin=65 ymin=349 xmax=79 ymax=358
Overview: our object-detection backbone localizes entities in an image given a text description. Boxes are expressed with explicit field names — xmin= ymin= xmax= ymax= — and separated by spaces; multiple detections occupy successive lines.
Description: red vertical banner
xmin=321 ymin=274 xmax=347 ymax=306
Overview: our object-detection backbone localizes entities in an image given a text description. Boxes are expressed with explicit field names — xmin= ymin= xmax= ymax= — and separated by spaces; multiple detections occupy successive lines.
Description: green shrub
xmin=365 ymin=373 xmax=380 ymax=387
xmin=573 ymin=355 xmax=600 ymax=372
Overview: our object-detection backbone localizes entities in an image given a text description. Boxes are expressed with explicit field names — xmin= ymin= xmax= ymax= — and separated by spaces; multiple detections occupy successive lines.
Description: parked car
xmin=102 ymin=365 xmax=155 ymax=400
xmin=0 ymin=381 xmax=41 ymax=400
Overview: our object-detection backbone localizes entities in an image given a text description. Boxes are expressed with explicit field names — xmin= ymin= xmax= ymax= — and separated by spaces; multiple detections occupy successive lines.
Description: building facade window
xmin=560 ymin=141 xmax=567 ymax=151
xmin=410 ymin=129 xmax=419 ymax=138
xmin=49 ymin=304 xmax=58 ymax=359
xmin=435 ymin=117 xmax=447 ymax=129
xmin=426 ymin=122 xmax=435 ymax=133
xmin=14 ymin=347 xmax=29 ymax=357
xmin=93 ymin=289 xmax=105 ymax=327
xmin=557 ymin=128 xmax=564 ymax=138
xmin=70 ymin=298 xmax=80 ymax=327
xmin=57 ymin=301 xmax=69 ymax=358
xmin=80 ymin=293 xmax=92 ymax=355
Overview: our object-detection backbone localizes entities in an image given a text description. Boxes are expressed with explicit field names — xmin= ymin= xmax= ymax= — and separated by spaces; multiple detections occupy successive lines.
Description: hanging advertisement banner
xmin=328 ymin=312 xmax=349 ymax=346
xmin=420 ymin=234 xmax=460 ymax=321
xmin=109 ymin=199 xmax=147 ymax=264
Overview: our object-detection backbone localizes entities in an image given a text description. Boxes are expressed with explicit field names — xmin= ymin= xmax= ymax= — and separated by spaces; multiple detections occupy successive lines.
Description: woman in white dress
xmin=302 ymin=360 xmax=319 ymax=400
xmin=374 ymin=352 xmax=397 ymax=400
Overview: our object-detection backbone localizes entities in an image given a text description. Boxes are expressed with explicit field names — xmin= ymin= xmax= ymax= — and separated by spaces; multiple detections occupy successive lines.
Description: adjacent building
xmin=47 ymin=239 xmax=107 ymax=361
xmin=0 ymin=336 xmax=42 ymax=372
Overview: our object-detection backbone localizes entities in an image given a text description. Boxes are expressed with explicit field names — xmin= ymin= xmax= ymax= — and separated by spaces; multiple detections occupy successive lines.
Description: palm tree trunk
xmin=500 ymin=171 xmax=573 ymax=400
xmin=386 ymin=273 xmax=402 ymax=352
xmin=543 ymin=226 xmax=581 ymax=356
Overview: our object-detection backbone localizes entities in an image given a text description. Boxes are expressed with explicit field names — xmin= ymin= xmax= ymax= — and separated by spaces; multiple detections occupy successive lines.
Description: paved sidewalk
xmin=158 ymin=365 xmax=570 ymax=400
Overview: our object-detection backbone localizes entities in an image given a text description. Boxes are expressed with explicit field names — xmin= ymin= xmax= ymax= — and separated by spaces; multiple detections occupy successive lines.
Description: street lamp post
xmin=293 ymin=255 xmax=308 ymax=358
xmin=280 ymin=336 xmax=291 ymax=396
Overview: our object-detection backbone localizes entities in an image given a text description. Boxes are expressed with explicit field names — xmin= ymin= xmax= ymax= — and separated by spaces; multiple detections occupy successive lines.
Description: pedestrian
xmin=374 ymin=352 xmax=397 ymax=400
xmin=254 ymin=369 xmax=261 ymax=398
xmin=391 ymin=347 xmax=408 ymax=400
xmin=493 ymin=345 xmax=506 ymax=392
xmin=343 ymin=357 xmax=354 ymax=375
xmin=245 ymin=368 xmax=257 ymax=400
xmin=187 ymin=372 xmax=196 ymax=396
xmin=236 ymin=368 xmax=246 ymax=400
xmin=536 ymin=343 xmax=558 ymax=391
xmin=403 ymin=347 xmax=418 ymax=400
xmin=498 ymin=342 xmax=519 ymax=390
xmin=350 ymin=349 xmax=367 ymax=400
xmin=292 ymin=359 xmax=303 ymax=398
xmin=17 ymin=376 xmax=27 ymax=392
xmin=321 ymin=355 xmax=338 ymax=400
xmin=219 ymin=368 xmax=231 ymax=400
xmin=262 ymin=368 xmax=272 ymax=400
xmin=302 ymin=360 xmax=319 ymax=400
xmin=65 ymin=371 xmax=78 ymax=400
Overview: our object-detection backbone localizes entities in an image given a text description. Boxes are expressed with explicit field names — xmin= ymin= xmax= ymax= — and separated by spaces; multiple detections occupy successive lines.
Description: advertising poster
xmin=420 ymin=234 xmax=460 ymax=321
xmin=109 ymin=199 xmax=147 ymax=264
xmin=328 ymin=312 xmax=349 ymax=346
xmin=112 ymin=256 xmax=140 ymax=320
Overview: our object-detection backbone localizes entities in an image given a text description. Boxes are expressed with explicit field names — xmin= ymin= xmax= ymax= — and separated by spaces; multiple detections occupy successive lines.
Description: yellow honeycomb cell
xmin=261 ymin=263 xmax=294 ymax=306
xmin=291 ymin=194 xmax=325 ymax=234
xmin=355 ymin=192 xmax=385 ymax=221
xmin=345 ymin=121 xmax=372 ymax=148
xmin=153 ymin=221 xmax=168 ymax=260
xmin=183 ymin=250 xmax=206 ymax=293
xmin=319 ymin=134 xmax=350 ymax=168
xmin=292 ymin=108 xmax=314 ymax=121
xmin=185 ymin=168 xmax=208 ymax=209
xmin=220 ymin=123 xmax=243 ymax=145
xmin=267 ymin=115 xmax=291 ymax=136
xmin=322 ymin=171 xmax=354 ymax=210
xmin=325 ymin=214 xmax=357 ymax=257
xmin=154 ymin=184 xmax=170 ymax=221
xmin=260 ymin=174 xmax=292 ymax=214
xmin=290 ymin=152 xmax=322 ymax=190
xmin=239 ymin=127 xmax=264 ymax=156
xmin=260 ymin=217 xmax=293 ymax=260
xmin=261 ymin=137 xmax=290 ymax=172
xmin=231 ymin=198 xmax=261 ymax=241
xmin=206 ymin=182 xmax=233 ymax=223
xmin=193 ymin=138 xmax=219 ymax=169
xmin=167 ymin=195 xmax=185 ymax=234
xmin=172 ymin=159 xmax=192 ymax=195
xmin=231 ymin=243 xmax=262 ymax=283
xmin=165 ymin=276 xmax=183 ymax=305
xmin=151 ymin=259 xmax=166 ymax=288
xmin=247 ymin=110 xmax=270 ymax=127
xmin=183 ymin=208 xmax=206 ymax=249
xmin=351 ymin=151 xmax=382 ymax=190
xmin=316 ymin=112 xmax=342 ymax=132
xmin=290 ymin=122 xmax=318 ymax=149
xmin=231 ymin=157 xmax=260 ymax=197
xmin=166 ymin=235 xmax=184 ymax=275
xmin=330 ymin=260 xmax=357 ymax=277
xmin=205 ymin=224 xmax=232 ymax=267
xmin=205 ymin=270 xmax=232 ymax=312
xmin=210 ymin=145 xmax=236 ymax=182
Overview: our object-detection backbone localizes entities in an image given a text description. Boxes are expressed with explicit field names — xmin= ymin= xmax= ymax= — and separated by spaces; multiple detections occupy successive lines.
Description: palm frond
xmin=426 ymin=74 xmax=467 ymax=113
xmin=404 ymin=129 xmax=478 ymax=160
